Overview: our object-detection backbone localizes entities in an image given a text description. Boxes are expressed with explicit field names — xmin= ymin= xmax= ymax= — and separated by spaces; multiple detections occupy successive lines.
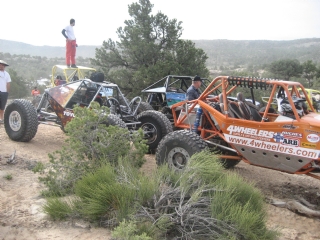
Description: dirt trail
xmin=0 ymin=124 xmax=320 ymax=240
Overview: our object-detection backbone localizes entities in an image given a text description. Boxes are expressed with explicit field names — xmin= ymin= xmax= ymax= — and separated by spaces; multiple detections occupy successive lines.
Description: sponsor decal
xmin=273 ymin=133 xmax=284 ymax=143
xmin=63 ymin=110 xmax=75 ymax=118
xmin=226 ymin=125 xmax=274 ymax=141
xmin=301 ymin=142 xmax=317 ymax=149
xmin=282 ymin=138 xmax=299 ymax=147
xmin=305 ymin=129 xmax=320 ymax=135
xmin=273 ymin=132 xmax=300 ymax=146
xmin=307 ymin=134 xmax=320 ymax=143
xmin=282 ymin=131 xmax=302 ymax=138
xmin=224 ymin=134 xmax=320 ymax=159
xmin=282 ymin=124 xmax=297 ymax=130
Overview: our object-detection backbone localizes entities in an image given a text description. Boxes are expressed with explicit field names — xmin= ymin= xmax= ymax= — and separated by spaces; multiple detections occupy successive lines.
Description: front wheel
xmin=137 ymin=110 xmax=172 ymax=152
xmin=156 ymin=130 xmax=207 ymax=171
xmin=4 ymin=99 xmax=38 ymax=142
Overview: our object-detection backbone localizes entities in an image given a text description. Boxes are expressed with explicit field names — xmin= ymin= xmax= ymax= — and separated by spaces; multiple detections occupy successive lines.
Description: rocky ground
xmin=0 ymin=124 xmax=320 ymax=240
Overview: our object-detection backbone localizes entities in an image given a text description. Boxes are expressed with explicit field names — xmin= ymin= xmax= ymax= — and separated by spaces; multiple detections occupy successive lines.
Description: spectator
xmin=31 ymin=86 xmax=40 ymax=97
xmin=0 ymin=60 xmax=11 ymax=124
xmin=54 ymin=75 xmax=66 ymax=86
xmin=186 ymin=75 xmax=202 ymax=101
xmin=62 ymin=18 xmax=78 ymax=68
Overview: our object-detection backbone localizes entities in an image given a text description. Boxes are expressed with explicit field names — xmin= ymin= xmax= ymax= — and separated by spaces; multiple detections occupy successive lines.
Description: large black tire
xmin=156 ymin=130 xmax=207 ymax=171
xmin=137 ymin=110 xmax=173 ymax=152
xmin=137 ymin=101 xmax=153 ymax=114
xmin=4 ymin=99 xmax=38 ymax=142
xmin=106 ymin=114 xmax=126 ymax=128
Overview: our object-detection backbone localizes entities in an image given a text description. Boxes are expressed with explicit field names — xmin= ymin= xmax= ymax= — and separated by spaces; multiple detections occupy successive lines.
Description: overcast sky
xmin=1 ymin=0 xmax=320 ymax=47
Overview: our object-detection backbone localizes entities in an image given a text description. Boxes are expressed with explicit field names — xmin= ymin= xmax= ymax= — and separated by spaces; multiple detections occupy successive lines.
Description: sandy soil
xmin=0 ymin=124 xmax=320 ymax=240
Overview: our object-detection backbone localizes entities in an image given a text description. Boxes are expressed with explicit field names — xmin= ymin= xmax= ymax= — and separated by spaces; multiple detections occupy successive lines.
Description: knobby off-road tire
xmin=137 ymin=110 xmax=173 ymax=152
xmin=156 ymin=130 xmax=207 ymax=171
xmin=106 ymin=114 xmax=126 ymax=128
xmin=136 ymin=102 xmax=153 ymax=114
xmin=4 ymin=99 xmax=38 ymax=142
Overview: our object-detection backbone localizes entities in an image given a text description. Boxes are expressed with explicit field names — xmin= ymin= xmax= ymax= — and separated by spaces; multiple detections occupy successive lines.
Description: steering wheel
xmin=106 ymin=97 xmax=122 ymax=116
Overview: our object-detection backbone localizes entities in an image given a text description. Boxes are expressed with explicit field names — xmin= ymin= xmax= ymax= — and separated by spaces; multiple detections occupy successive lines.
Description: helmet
xmin=281 ymin=103 xmax=292 ymax=112
xmin=281 ymin=102 xmax=304 ymax=119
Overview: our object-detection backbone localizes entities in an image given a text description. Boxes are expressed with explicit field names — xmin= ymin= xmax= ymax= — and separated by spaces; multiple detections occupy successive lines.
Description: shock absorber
xmin=192 ymin=107 xmax=203 ymax=133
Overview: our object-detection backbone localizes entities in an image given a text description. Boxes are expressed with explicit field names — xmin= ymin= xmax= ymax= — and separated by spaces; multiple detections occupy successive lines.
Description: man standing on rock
xmin=62 ymin=18 xmax=78 ymax=68
xmin=0 ymin=60 xmax=11 ymax=124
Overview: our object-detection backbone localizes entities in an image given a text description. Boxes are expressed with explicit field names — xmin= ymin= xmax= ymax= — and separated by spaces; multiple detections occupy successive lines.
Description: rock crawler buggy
xmin=156 ymin=76 xmax=320 ymax=180
xmin=141 ymin=75 xmax=211 ymax=122
xmin=4 ymin=78 xmax=172 ymax=152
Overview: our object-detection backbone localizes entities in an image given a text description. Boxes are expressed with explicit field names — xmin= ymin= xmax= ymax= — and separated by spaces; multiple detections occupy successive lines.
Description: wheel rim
xmin=9 ymin=111 xmax=22 ymax=131
xmin=167 ymin=147 xmax=190 ymax=170
xmin=141 ymin=122 xmax=157 ymax=144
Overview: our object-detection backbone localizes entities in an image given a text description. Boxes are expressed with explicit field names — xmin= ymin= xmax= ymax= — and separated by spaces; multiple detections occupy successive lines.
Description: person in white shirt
xmin=0 ymin=60 xmax=11 ymax=123
xmin=276 ymin=86 xmax=286 ymax=113
xmin=62 ymin=19 xmax=78 ymax=68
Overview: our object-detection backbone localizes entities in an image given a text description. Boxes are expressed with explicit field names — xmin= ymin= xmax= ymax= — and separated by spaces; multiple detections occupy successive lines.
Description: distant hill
xmin=2 ymin=38 xmax=320 ymax=69
xmin=193 ymin=38 xmax=320 ymax=68
xmin=0 ymin=39 xmax=99 ymax=58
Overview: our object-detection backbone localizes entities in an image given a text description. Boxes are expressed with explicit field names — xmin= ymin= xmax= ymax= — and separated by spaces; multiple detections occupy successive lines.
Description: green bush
xmin=35 ymin=103 xmax=147 ymax=197
xmin=74 ymin=160 xmax=157 ymax=223
xmin=42 ymin=197 xmax=75 ymax=220
xmin=123 ymin=150 xmax=278 ymax=240
xmin=112 ymin=220 xmax=153 ymax=240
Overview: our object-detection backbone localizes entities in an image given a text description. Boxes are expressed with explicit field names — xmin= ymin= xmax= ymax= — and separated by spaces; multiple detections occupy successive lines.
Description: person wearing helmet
xmin=276 ymin=86 xmax=286 ymax=114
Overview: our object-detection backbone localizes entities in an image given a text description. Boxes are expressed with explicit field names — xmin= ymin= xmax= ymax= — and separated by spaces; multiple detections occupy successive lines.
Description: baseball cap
xmin=193 ymin=75 xmax=202 ymax=81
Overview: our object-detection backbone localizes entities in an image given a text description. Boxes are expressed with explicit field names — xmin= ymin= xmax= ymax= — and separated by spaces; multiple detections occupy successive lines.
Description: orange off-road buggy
xmin=156 ymin=76 xmax=320 ymax=180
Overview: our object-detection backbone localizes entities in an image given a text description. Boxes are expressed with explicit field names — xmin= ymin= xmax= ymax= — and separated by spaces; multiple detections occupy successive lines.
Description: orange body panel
xmin=171 ymin=76 xmax=320 ymax=180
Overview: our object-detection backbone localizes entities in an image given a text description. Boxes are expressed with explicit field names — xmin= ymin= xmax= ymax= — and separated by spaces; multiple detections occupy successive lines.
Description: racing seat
xmin=236 ymin=92 xmax=251 ymax=120
xmin=219 ymin=94 xmax=243 ymax=119
xmin=237 ymin=92 xmax=262 ymax=121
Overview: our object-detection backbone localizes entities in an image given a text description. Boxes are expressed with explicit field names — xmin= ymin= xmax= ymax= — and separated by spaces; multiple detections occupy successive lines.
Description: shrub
xmin=42 ymin=197 xmax=75 ymax=220
xmin=128 ymin=150 xmax=278 ymax=240
xmin=74 ymin=159 xmax=157 ymax=224
xmin=35 ymin=103 xmax=147 ymax=197
xmin=112 ymin=220 xmax=153 ymax=240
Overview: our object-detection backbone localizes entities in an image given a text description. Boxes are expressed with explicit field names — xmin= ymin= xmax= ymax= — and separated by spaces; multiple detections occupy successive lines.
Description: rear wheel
xmin=156 ymin=130 xmax=207 ymax=171
xmin=4 ymin=99 xmax=38 ymax=142
xmin=136 ymin=101 xmax=153 ymax=114
xmin=137 ymin=110 xmax=172 ymax=152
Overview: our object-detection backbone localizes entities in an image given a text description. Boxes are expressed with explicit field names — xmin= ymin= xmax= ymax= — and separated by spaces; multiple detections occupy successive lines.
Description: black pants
xmin=0 ymin=92 xmax=8 ymax=110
